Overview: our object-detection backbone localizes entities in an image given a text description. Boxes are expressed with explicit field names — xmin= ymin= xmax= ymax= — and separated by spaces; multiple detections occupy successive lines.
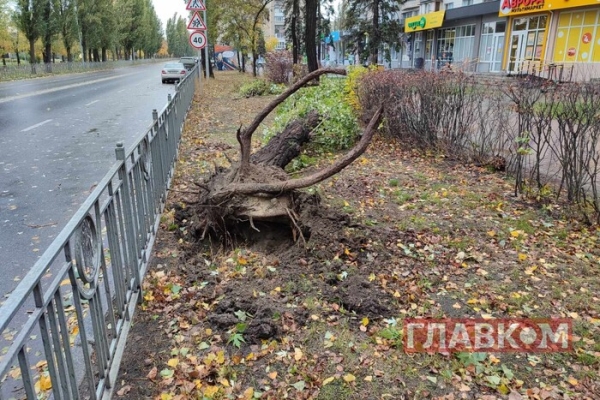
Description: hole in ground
xmin=231 ymin=220 xmax=311 ymax=254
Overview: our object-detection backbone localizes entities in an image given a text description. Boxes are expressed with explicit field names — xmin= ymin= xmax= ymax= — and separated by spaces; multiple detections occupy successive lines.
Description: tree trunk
xmin=29 ymin=38 xmax=36 ymax=74
xmin=291 ymin=0 xmax=299 ymax=64
xmin=250 ymin=110 xmax=320 ymax=168
xmin=102 ymin=48 xmax=107 ymax=62
xmin=305 ymin=0 xmax=318 ymax=73
xmin=66 ymin=46 xmax=72 ymax=62
xmin=370 ymin=0 xmax=380 ymax=65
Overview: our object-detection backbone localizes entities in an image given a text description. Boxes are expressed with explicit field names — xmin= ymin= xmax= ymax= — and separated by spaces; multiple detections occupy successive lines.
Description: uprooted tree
xmin=191 ymin=68 xmax=383 ymax=242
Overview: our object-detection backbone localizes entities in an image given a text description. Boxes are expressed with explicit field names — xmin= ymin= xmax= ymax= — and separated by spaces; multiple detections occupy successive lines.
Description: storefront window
xmin=479 ymin=21 xmax=506 ymax=72
xmin=437 ymin=24 xmax=475 ymax=67
xmin=554 ymin=9 xmax=600 ymax=63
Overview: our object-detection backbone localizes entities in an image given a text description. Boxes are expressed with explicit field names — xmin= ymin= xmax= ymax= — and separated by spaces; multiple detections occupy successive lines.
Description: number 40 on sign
xmin=189 ymin=31 xmax=207 ymax=49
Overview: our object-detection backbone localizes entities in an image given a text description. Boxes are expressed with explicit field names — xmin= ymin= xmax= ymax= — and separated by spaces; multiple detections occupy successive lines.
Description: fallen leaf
xmin=343 ymin=373 xmax=356 ymax=383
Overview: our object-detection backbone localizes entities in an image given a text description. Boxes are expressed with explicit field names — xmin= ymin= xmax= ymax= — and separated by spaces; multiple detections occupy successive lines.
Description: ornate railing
xmin=0 ymin=66 xmax=198 ymax=400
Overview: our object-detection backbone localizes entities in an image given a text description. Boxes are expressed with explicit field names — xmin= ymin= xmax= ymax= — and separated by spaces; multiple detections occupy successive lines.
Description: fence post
xmin=152 ymin=109 xmax=158 ymax=121
xmin=115 ymin=142 xmax=142 ymax=294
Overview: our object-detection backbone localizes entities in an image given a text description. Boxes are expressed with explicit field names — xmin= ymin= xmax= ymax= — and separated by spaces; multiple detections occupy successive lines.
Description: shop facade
xmin=500 ymin=0 xmax=600 ymax=80
xmin=401 ymin=1 xmax=506 ymax=73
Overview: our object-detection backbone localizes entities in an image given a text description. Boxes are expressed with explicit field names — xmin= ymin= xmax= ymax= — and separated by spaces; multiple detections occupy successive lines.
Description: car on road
xmin=179 ymin=57 xmax=198 ymax=71
xmin=161 ymin=62 xmax=187 ymax=84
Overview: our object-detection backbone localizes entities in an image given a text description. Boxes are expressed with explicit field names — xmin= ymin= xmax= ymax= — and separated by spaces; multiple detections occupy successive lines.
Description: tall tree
xmin=14 ymin=0 xmax=45 ymax=72
xmin=216 ymin=0 xmax=272 ymax=77
xmin=344 ymin=0 xmax=402 ymax=65
xmin=58 ymin=0 xmax=79 ymax=61
xmin=304 ymin=0 xmax=318 ymax=72
xmin=40 ymin=0 xmax=61 ymax=65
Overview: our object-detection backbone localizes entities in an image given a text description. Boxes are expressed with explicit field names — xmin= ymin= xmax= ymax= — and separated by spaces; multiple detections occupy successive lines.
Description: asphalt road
xmin=0 ymin=62 xmax=182 ymax=300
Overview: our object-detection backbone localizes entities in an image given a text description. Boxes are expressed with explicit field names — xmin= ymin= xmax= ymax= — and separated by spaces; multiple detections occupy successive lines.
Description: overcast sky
xmin=152 ymin=0 xmax=189 ymax=31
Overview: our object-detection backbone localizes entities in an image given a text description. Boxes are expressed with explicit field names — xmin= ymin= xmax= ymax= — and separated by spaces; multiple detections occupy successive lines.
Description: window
xmin=437 ymin=24 xmax=476 ymax=66
xmin=445 ymin=3 xmax=454 ymax=9
xmin=463 ymin=0 xmax=473 ymax=6
xmin=554 ymin=9 xmax=600 ymax=62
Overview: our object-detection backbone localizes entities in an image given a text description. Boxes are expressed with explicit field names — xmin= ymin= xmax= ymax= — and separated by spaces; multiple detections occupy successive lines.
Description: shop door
xmin=508 ymin=32 xmax=527 ymax=73
xmin=491 ymin=33 xmax=505 ymax=72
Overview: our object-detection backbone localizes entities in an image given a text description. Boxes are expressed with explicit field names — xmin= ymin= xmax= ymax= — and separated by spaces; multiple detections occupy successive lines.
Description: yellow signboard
xmin=404 ymin=11 xmax=445 ymax=32
xmin=499 ymin=0 xmax=600 ymax=16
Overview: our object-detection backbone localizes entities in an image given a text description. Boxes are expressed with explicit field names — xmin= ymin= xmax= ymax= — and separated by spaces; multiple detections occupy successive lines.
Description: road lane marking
xmin=0 ymin=72 xmax=137 ymax=104
xmin=22 ymin=119 xmax=53 ymax=132
xmin=86 ymin=100 xmax=100 ymax=106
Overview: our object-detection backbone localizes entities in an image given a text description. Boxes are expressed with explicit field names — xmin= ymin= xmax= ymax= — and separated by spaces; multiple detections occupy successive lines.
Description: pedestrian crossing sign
xmin=186 ymin=0 xmax=206 ymax=11
xmin=187 ymin=12 xmax=207 ymax=31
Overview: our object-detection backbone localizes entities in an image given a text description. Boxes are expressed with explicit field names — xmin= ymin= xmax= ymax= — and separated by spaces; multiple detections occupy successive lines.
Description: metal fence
xmin=0 ymin=66 xmax=199 ymax=400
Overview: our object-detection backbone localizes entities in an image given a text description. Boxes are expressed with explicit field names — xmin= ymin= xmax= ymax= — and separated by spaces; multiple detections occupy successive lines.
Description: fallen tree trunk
xmin=192 ymin=68 xmax=383 ymax=242
xmin=250 ymin=110 xmax=321 ymax=168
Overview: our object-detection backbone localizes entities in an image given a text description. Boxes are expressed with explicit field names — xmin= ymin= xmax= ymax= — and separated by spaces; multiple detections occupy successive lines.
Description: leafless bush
xmin=549 ymin=83 xmax=600 ymax=223
xmin=265 ymin=50 xmax=293 ymax=85
xmin=468 ymin=82 xmax=514 ymax=169
xmin=357 ymin=71 xmax=600 ymax=224
xmin=359 ymin=70 xmax=480 ymax=154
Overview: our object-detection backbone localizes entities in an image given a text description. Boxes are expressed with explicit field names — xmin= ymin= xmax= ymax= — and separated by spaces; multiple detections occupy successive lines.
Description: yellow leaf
xmin=393 ymin=291 xmax=401 ymax=298
xmin=205 ymin=328 xmax=212 ymax=335
xmin=242 ymin=387 xmax=254 ymax=400
xmin=567 ymin=377 xmax=578 ymax=386
xmin=268 ymin=371 xmax=278 ymax=380
xmin=343 ymin=373 xmax=356 ymax=383
xmin=525 ymin=265 xmax=537 ymax=275
xmin=481 ymin=313 xmax=493 ymax=320
xmin=361 ymin=317 xmax=369 ymax=327
xmin=518 ymin=253 xmax=527 ymax=261
xmin=216 ymin=351 xmax=225 ymax=364
xmin=568 ymin=312 xmax=579 ymax=319
xmin=8 ymin=368 xmax=21 ymax=379
xmin=322 ymin=376 xmax=335 ymax=386
xmin=467 ymin=298 xmax=478 ymax=304
xmin=294 ymin=348 xmax=303 ymax=361
xmin=60 ymin=279 xmax=71 ymax=286
xmin=167 ymin=358 xmax=179 ymax=368
xmin=489 ymin=355 xmax=501 ymax=364
xmin=511 ymin=230 xmax=520 ymax=238
xmin=245 ymin=353 xmax=255 ymax=361
xmin=274 ymin=287 xmax=281 ymax=292
xmin=237 ymin=257 xmax=248 ymax=265
xmin=364 ymin=376 xmax=373 ymax=382
xmin=161 ymin=394 xmax=173 ymax=400
xmin=203 ymin=386 xmax=219 ymax=396
xmin=343 ymin=201 xmax=350 ymax=207
xmin=39 ymin=373 xmax=52 ymax=391
xmin=368 ymin=273 xmax=376 ymax=282
xmin=218 ymin=378 xmax=230 ymax=387
xmin=487 ymin=230 xmax=496 ymax=237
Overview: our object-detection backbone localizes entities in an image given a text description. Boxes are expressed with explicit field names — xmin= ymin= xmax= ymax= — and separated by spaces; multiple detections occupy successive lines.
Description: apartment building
xmin=265 ymin=1 xmax=288 ymax=50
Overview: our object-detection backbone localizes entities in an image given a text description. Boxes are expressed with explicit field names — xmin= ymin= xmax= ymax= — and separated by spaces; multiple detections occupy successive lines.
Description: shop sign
xmin=405 ymin=11 xmax=445 ymax=32
xmin=500 ymin=0 xmax=600 ymax=16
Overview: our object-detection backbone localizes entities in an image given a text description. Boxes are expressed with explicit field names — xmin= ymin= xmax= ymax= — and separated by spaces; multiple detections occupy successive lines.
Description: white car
xmin=161 ymin=62 xmax=187 ymax=84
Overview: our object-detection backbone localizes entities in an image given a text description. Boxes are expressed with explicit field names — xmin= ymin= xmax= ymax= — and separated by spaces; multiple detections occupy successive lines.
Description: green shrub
xmin=239 ymin=79 xmax=284 ymax=98
xmin=263 ymin=76 xmax=359 ymax=153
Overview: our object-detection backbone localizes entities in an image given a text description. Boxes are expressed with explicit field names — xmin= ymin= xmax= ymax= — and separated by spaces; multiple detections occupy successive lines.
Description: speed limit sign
xmin=189 ymin=31 xmax=207 ymax=49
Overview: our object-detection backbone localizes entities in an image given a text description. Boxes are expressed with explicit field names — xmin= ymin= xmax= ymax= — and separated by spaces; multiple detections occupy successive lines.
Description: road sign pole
xmin=203 ymin=9 xmax=209 ymax=79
